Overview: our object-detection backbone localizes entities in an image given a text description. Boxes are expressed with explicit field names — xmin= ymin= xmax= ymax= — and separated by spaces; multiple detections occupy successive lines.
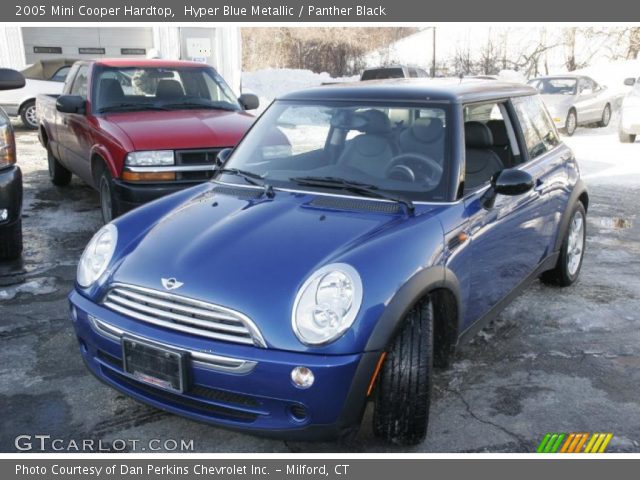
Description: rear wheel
xmin=564 ymin=110 xmax=577 ymax=136
xmin=97 ymin=165 xmax=121 ymax=224
xmin=618 ymin=131 xmax=636 ymax=143
xmin=541 ymin=202 xmax=586 ymax=287
xmin=47 ymin=147 xmax=72 ymax=186
xmin=373 ymin=298 xmax=433 ymax=445
xmin=0 ymin=219 xmax=23 ymax=260
xmin=20 ymin=100 xmax=38 ymax=130
xmin=598 ymin=104 xmax=611 ymax=127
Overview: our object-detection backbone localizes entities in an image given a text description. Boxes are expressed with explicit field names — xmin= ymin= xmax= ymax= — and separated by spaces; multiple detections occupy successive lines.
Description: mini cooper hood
xmin=110 ymin=185 xmax=438 ymax=351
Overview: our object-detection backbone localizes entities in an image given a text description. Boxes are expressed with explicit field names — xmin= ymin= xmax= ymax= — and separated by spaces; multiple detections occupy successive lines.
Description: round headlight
xmin=77 ymin=224 xmax=118 ymax=288
xmin=292 ymin=263 xmax=363 ymax=345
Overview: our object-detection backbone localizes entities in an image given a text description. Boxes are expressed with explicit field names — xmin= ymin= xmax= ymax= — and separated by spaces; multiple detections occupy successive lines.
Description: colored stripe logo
xmin=537 ymin=433 xmax=613 ymax=453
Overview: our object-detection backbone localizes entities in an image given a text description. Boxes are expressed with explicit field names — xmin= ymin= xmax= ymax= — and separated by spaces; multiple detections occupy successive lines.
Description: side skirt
xmin=456 ymin=252 xmax=559 ymax=345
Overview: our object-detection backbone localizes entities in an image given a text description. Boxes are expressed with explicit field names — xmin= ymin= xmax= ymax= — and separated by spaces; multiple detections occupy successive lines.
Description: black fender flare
xmin=554 ymin=179 xmax=588 ymax=252
xmin=364 ymin=265 xmax=462 ymax=352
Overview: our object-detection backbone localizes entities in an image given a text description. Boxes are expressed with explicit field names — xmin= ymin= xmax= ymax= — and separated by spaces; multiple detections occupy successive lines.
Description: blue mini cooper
xmin=70 ymin=79 xmax=588 ymax=445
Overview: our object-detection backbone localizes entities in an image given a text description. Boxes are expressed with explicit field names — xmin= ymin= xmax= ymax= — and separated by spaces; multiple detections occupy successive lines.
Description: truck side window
xmin=70 ymin=66 xmax=89 ymax=99
xmin=511 ymin=95 xmax=560 ymax=162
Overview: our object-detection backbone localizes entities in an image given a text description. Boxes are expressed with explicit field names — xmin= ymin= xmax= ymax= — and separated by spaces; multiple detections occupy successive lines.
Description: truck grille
xmin=101 ymin=284 xmax=266 ymax=347
xmin=175 ymin=148 xmax=225 ymax=181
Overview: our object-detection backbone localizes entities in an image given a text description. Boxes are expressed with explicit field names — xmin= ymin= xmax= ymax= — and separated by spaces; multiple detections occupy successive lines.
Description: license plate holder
xmin=122 ymin=336 xmax=186 ymax=393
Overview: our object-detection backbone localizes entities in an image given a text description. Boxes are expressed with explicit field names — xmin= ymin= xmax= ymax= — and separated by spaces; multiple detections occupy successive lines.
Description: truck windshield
xmin=93 ymin=66 xmax=241 ymax=113
xmin=221 ymin=100 xmax=450 ymax=202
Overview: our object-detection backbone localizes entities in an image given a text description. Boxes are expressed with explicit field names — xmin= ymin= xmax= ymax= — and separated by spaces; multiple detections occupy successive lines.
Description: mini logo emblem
xmin=161 ymin=278 xmax=183 ymax=291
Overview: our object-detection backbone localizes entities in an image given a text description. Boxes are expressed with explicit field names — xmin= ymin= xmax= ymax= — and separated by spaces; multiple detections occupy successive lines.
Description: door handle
xmin=534 ymin=178 xmax=545 ymax=192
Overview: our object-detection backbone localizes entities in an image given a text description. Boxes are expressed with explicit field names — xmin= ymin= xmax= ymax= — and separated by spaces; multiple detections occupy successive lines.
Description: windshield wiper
xmin=98 ymin=103 xmax=170 ymax=113
xmin=290 ymin=176 xmax=414 ymax=214
xmin=216 ymin=168 xmax=274 ymax=198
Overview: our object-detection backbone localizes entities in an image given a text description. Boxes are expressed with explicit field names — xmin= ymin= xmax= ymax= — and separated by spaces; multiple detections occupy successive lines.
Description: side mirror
xmin=56 ymin=95 xmax=86 ymax=114
xmin=624 ymin=77 xmax=637 ymax=87
xmin=0 ymin=68 xmax=25 ymax=91
xmin=216 ymin=148 xmax=233 ymax=167
xmin=483 ymin=169 xmax=534 ymax=208
xmin=238 ymin=93 xmax=259 ymax=111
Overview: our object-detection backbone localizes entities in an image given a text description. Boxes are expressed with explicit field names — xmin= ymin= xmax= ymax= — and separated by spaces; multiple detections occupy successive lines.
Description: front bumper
xmin=620 ymin=106 xmax=640 ymax=135
xmin=112 ymin=180 xmax=206 ymax=214
xmin=69 ymin=290 xmax=378 ymax=440
xmin=0 ymin=165 xmax=22 ymax=226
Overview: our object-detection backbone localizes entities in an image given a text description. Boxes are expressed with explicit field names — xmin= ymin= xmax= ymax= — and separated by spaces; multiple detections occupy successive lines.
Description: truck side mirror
xmin=0 ymin=68 xmax=25 ymax=91
xmin=624 ymin=77 xmax=637 ymax=87
xmin=238 ymin=93 xmax=259 ymax=111
xmin=56 ymin=95 xmax=86 ymax=114
xmin=483 ymin=168 xmax=534 ymax=209
xmin=216 ymin=148 xmax=233 ymax=167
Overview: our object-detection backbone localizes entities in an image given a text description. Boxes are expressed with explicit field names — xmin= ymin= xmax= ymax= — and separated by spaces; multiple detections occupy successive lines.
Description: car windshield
xmin=529 ymin=78 xmax=577 ymax=95
xmin=221 ymin=101 xmax=450 ymax=202
xmin=93 ymin=66 xmax=241 ymax=113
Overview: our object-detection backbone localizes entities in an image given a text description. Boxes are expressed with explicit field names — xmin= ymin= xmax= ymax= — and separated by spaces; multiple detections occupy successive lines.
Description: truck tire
xmin=618 ymin=131 xmax=636 ymax=143
xmin=373 ymin=298 xmax=433 ymax=445
xmin=0 ymin=219 xmax=23 ymax=260
xmin=541 ymin=202 xmax=586 ymax=287
xmin=97 ymin=165 xmax=121 ymax=224
xmin=47 ymin=147 xmax=72 ymax=186
xmin=20 ymin=100 xmax=38 ymax=130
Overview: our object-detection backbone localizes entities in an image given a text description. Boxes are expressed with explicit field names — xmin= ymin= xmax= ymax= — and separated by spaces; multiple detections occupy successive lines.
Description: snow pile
xmin=242 ymin=68 xmax=358 ymax=113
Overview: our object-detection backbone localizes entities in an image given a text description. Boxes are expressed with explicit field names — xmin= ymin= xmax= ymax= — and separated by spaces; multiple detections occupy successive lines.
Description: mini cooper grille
xmin=102 ymin=284 xmax=266 ymax=347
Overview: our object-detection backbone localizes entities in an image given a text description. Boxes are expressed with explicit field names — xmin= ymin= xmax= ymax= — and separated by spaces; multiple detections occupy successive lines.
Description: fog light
xmin=0 ymin=209 xmax=7 ymax=222
xmin=291 ymin=366 xmax=314 ymax=389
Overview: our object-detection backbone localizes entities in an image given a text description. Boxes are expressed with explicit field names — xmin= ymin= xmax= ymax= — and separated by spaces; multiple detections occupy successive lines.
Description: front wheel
xmin=20 ymin=100 xmax=38 ymax=130
xmin=564 ymin=110 xmax=577 ymax=136
xmin=373 ymin=298 xmax=433 ymax=445
xmin=598 ymin=104 xmax=611 ymax=127
xmin=541 ymin=202 xmax=586 ymax=287
xmin=0 ymin=219 xmax=23 ymax=260
xmin=619 ymin=131 xmax=636 ymax=143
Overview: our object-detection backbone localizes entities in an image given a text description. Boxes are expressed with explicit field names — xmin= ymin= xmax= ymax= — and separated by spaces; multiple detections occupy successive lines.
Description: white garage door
xmin=22 ymin=27 xmax=153 ymax=64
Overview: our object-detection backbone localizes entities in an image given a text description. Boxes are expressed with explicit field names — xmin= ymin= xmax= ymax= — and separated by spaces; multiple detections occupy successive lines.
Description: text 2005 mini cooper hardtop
xmin=70 ymin=79 xmax=588 ymax=445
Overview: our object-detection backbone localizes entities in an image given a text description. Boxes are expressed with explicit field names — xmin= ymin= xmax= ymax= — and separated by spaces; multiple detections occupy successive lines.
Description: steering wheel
xmin=386 ymin=153 xmax=443 ymax=185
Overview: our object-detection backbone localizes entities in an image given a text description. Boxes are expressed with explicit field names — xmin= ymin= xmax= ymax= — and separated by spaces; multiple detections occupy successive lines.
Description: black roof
xmin=278 ymin=78 xmax=537 ymax=104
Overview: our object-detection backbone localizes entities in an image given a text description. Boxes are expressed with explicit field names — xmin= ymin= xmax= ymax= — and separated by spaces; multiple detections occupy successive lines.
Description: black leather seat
xmin=97 ymin=78 xmax=125 ymax=107
xmin=398 ymin=117 xmax=444 ymax=163
xmin=155 ymin=79 xmax=185 ymax=100
xmin=337 ymin=109 xmax=397 ymax=178
xmin=486 ymin=119 xmax=513 ymax=167
xmin=464 ymin=121 xmax=504 ymax=190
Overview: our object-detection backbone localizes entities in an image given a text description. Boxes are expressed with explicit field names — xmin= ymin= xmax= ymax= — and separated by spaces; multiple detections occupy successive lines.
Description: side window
xmin=512 ymin=95 xmax=560 ymax=161
xmin=408 ymin=68 xmax=418 ymax=78
xmin=69 ymin=66 xmax=89 ymax=98
xmin=50 ymin=66 xmax=71 ymax=83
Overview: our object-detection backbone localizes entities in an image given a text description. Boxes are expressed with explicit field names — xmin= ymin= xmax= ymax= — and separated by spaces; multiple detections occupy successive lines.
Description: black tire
xmin=598 ymin=104 xmax=611 ymax=127
xmin=373 ymin=298 xmax=433 ymax=445
xmin=541 ymin=202 xmax=586 ymax=287
xmin=0 ymin=219 xmax=23 ymax=260
xmin=564 ymin=109 xmax=577 ymax=136
xmin=47 ymin=147 xmax=72 ymax=186
xmin=618 ymin=131 xmax=636 ymax=143
xmin=96 ymin=165 xmax=121 ymax=224
xmin=20 ymin=100 xmax=38 ymax=130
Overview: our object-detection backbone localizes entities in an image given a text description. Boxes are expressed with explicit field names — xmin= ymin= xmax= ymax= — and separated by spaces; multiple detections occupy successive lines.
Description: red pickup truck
xmin=37 ymin=59 xmax=258 ymax=223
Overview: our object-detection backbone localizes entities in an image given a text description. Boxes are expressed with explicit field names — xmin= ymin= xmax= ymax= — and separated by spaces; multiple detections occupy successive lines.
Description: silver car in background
xmin=528 ymin=75 xmax=615 ymax=136
xmin=619 ymin=77 xmax=640 ymax=143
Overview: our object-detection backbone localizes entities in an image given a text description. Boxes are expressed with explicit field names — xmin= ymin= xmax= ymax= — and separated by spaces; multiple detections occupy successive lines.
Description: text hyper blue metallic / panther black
xmin=70 ymin=78 xmax=588 ymax=445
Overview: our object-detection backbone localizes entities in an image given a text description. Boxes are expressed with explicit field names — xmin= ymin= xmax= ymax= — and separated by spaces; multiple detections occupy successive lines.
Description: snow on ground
xmin=242 ymin=68 xmax=358 ymax=113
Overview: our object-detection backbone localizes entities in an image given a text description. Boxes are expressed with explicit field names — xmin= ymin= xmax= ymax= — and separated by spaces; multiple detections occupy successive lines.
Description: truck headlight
xmin=77 ymin=224 xmax=117 ymax=288
xmin=125 ymin=150 xmax=174 ymax=167
xmin=0 ymin=122 xmax=16 ymax=168
xmin=292 ymin=263 xmax=363 ymax=345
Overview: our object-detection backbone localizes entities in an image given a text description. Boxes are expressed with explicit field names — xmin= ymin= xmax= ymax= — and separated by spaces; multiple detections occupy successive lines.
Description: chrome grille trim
xmin=101 ymin=283 xmax=266 ymax=348
xmin=88 ymin=315 xmax=257 ymax=375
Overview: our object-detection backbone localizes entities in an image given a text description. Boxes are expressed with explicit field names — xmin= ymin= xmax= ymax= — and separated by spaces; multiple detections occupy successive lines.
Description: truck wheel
xmin=373 ymin=298 xmax=433 ymax=445
xmin=47 ymin=147 xmax=72 ymax=186
xmin=598 ymin=104 xmax=611 ymax=127
xmin=0 ymin=219 xmax=23 ymax=260
xmin=97 ymin=166 xmax=121 ymax=224
xmin=20 ymin=100 xmax=38 ymax=130
xmin=618 ymin=131 xmax=636 ymax=143
xmin=541 ymin=202 xmax=586 ymax=287
xmin=564 ymin=110 xmax=577 ymax=136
